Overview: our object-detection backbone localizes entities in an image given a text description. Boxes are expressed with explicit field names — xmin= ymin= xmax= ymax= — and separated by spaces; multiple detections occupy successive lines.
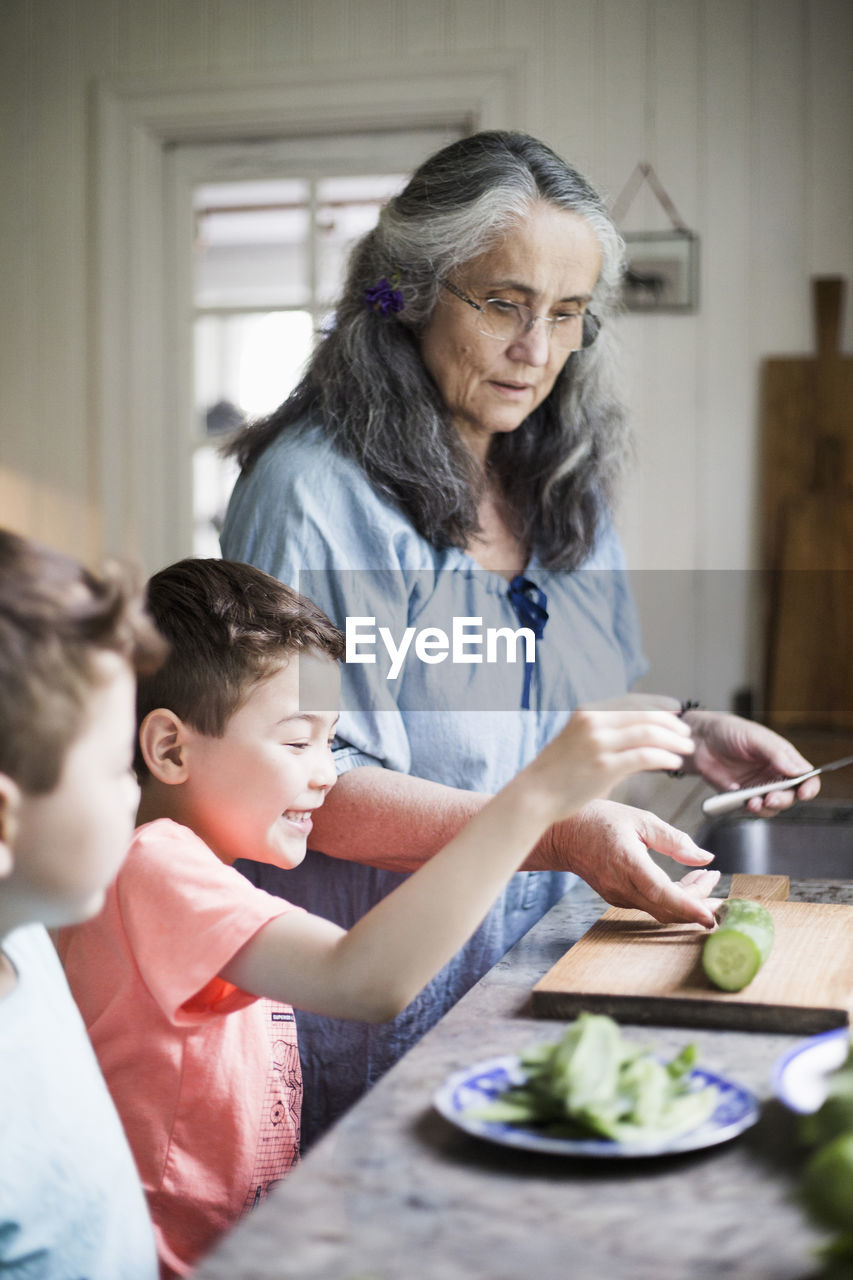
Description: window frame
xmin=91 ymin=61 xmax=521 ymax=571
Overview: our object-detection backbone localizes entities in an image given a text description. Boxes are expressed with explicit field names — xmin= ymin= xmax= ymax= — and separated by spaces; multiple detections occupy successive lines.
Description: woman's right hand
xmin=539 ymin=796 xmax=719 ymax=928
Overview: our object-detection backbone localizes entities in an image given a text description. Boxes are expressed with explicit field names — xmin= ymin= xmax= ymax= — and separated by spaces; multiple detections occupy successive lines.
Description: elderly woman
xmin=221 ymin=131 xmax=816 ymax=1145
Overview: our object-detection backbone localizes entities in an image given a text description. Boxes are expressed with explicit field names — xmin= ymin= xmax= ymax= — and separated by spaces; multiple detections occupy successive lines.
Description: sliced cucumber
xmin=702 ymin=898 xmax=775 ymax=992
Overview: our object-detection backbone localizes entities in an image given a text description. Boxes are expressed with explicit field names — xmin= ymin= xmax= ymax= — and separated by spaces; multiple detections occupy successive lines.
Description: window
xmin=182 ymin=128 xmax=462 ymax=556
xmin=191 ymin=172 xmax=407 ymax=555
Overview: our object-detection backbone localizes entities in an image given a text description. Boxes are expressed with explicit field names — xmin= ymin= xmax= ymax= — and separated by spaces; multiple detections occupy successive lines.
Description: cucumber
xmin=702 ymin=898 xmax=775 ymax=992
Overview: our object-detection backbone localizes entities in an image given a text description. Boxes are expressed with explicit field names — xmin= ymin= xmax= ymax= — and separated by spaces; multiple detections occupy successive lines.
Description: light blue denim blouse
xmin=221 ymin=419 xmax=646 ymax=1144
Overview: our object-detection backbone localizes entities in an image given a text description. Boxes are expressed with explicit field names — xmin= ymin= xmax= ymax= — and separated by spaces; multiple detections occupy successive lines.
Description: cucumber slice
xmin=702 ymin=898 xmax=775 ymax=992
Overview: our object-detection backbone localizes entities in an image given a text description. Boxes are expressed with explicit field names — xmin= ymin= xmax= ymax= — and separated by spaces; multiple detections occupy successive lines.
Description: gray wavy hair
xmin=229 ymin=130 xmax=630 ymax=570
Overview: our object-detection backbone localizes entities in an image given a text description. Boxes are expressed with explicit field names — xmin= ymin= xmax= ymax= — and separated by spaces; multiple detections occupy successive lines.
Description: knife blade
xmin=701 ymin=752 xmax=853 ymax=817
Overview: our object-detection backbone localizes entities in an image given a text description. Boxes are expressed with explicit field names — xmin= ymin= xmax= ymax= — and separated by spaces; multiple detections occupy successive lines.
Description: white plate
xmin=771 ymin=1028 xmax=850 ymax=1115
xmin=433 ymin=1054 xmax=760 ymax=1159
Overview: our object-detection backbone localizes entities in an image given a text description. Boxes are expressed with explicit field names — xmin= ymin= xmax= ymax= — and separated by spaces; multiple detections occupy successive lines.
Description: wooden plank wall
xmin=1 ymin=0 xmax=851 ymax=711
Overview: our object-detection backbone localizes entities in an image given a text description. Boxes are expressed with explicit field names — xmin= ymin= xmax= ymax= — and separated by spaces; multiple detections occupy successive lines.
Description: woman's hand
xmin=540 ymin=798 xmax=720 ymax=928
xmin=683 ymin=710 xmax=820 ymax=815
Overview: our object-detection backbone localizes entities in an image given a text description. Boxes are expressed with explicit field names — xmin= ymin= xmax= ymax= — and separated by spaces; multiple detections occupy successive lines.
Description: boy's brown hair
xmin=135 ymin=558 xmax=344 ymax=778
xmin=0 ymin=528 xmax=166 ymax=795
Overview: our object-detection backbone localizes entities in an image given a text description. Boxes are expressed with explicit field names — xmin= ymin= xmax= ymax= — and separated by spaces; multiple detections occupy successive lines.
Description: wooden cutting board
xmin=764 ymin=482 xmax=853 ymax=728
xmin=761 ymin=277 xmax=853 ymax=569
xmin=532 ymin=875 xmax=853 ymax=1033
xmin=762 ymin=278 xmax=853 ymax=729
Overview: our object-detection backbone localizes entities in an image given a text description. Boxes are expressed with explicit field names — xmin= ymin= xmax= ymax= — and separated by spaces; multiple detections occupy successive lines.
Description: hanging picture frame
xmin=622 ymin=229 xmax=700 ymax=313
xmin=611 ymin=163 xmax=700 ymax=313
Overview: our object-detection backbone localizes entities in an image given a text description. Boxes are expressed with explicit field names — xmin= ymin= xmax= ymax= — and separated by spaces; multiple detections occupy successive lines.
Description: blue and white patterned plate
xmin=434 ymin=1054 xmax=760 ymax=1158
xmin=772 ymin=1028 xmax=850 ymax=1115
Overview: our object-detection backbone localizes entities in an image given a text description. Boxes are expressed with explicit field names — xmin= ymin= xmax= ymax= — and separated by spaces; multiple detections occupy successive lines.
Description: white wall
xmin=1 ymin=0 xmax=852 ymax=711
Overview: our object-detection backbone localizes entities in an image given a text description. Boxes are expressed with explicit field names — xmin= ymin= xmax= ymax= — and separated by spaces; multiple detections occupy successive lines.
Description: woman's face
xmin=419 ymin=202 xmax=602 ymax=461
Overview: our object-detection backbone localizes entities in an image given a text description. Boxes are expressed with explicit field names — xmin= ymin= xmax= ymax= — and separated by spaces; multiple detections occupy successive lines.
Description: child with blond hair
xmin=59 ymin=557 xmax=701 ymax=1277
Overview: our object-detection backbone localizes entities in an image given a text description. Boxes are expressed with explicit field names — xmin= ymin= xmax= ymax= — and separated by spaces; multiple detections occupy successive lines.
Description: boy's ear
xmin=0 ymin=774 xmax=22 ymax=878
xmin=139 ymin=709 xmax=191 ymax=785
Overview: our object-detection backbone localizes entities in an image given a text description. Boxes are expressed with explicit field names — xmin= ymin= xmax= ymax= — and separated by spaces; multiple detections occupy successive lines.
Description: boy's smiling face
xmin=175 ymin=650 xmax=340 ymax=870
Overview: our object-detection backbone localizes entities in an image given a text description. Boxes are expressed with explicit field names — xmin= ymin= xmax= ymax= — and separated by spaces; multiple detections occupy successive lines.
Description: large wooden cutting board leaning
xmin=761 ymin=277 xmax=853 ymax=729
xmin=532 ymin=876 xmax=853 ymax=1033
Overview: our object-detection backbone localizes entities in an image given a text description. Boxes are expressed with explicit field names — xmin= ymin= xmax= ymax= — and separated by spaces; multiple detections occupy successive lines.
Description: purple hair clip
xmin=364 ymin=271 xmax=404 ymax=317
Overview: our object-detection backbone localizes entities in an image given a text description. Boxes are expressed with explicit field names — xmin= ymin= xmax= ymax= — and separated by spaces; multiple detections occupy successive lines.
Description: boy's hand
xmin=526 ymin=695 xmax=694 ymax=825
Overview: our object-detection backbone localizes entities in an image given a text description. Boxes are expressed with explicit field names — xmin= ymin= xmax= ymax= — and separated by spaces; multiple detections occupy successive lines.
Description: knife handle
xmin=702 ymin=790 xmax=760 ymax=816
xmin=701 ymin=772 xmax=810 ymax=817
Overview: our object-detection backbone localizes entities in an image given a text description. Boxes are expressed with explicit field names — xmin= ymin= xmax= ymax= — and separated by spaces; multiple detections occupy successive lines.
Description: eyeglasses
xmin=440 ymin=278 xmax=600 ymax=351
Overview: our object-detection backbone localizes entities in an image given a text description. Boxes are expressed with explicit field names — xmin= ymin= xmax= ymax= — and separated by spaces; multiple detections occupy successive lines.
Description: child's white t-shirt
xmin=0 ymin=922 xmax=158 ymax=1279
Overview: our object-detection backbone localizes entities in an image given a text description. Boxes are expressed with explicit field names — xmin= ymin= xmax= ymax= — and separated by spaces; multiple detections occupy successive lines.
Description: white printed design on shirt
xmin=242 ymin=1000 xmax=302 ymax=1215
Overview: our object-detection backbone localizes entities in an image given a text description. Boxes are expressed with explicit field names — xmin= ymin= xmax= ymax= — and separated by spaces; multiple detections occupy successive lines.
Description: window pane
xmin=194 ymin=311 xmax=314 ymax=434
xmin=192 ymin=311 xmax=314 ymax=554
xmin=316 ymin=175 xmax=406 ymax=203
xmin=316 ymin=174 xmax=406 ymax=305
xmin=192 ymin=170 xmax=410 ymax=555
xmin=195 ymin=179 xmax=311 ymax=308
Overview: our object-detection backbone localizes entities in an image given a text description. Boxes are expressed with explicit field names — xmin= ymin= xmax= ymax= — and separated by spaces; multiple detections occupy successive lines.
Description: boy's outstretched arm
xmin=220 ymin=703 xmax=695 ymax=1023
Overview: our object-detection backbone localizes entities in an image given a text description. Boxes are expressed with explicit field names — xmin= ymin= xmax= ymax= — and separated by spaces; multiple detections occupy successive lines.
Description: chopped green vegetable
xmin=467 ymin=1013 xmax=718 ymax=1144
xmin=802 ymin=1131 xmax=853 ymax=1232
xmin=800 ymin=1044 xmax=853 ymax=1148
xmin=702 ymin=898 xmax=775 ymax=992
xmin=797 ymin=1038 xmax=853 ymax=1269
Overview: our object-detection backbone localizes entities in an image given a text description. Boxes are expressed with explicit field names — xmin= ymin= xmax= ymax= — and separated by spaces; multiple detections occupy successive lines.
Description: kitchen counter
xmin=195 ymin=877 xmax=851 ymax=1280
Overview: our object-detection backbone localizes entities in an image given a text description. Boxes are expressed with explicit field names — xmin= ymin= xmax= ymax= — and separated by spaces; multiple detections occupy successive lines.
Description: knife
xmin=701 ymin=752 xmax=853 ymax=817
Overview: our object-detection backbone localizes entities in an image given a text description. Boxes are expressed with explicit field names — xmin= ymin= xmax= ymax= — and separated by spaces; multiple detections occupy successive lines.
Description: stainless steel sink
xmin=695 ymin=802 xmax=853 ymax=878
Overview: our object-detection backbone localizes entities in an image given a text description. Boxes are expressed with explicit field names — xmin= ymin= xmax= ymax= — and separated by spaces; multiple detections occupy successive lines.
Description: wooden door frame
xmin=91 ymin=57 xmax=524 ymax=570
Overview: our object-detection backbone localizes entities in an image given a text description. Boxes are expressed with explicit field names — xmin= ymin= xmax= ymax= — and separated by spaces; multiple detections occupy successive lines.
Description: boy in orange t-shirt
xmin=59 ymin=557 xmax=697 ymax=1277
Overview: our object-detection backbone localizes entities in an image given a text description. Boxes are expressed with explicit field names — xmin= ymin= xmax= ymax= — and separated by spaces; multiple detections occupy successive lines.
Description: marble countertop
xmin=195 ymin=876 xmax=851 ymax=1280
